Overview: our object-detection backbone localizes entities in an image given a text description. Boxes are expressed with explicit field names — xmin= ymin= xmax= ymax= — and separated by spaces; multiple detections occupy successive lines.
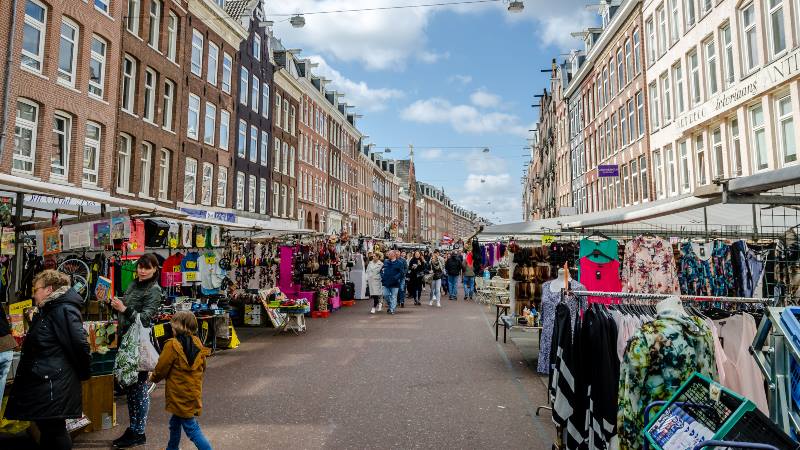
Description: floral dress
xmin=621 ymin=236 xmax=680 ymax=294
xmin=617 ymin=310 xmax=718 ymax=449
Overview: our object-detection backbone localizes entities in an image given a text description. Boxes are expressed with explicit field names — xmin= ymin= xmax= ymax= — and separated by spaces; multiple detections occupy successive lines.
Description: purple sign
xmin=598 ymin=165 xmax=619 ymax=177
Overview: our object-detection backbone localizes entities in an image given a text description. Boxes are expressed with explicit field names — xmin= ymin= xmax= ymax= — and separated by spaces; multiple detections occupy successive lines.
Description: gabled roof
xmin=224 ymin=0 xmax=259 ymax=22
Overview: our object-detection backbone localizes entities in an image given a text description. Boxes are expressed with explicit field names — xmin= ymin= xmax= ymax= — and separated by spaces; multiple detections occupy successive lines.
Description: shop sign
xmin=598 ymin=165 xmax=619 ymax=177
xmin=677 ymin=46 xmax=800 ymax=131
xmin=541 ymin=235 xmax=556 ymax=245
xmin=214 ymin=212 xmax=236 ymax=223
xmin=181 ymin=208 xmax=208 ymax=219
xmin=26 ymin=194 xmax=99 ymax=207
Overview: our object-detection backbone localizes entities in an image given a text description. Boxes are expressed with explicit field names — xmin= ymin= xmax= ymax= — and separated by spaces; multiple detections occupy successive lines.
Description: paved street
xmin=73 ymin=290 xmax=554 ymax=450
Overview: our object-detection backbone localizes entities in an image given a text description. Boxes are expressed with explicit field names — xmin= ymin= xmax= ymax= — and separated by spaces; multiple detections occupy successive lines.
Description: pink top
xmin=578 ymin=257 xmax=622 ymax=304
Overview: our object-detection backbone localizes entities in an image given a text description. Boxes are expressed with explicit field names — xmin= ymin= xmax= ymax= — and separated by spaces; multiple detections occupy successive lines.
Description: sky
xmin=267 ymin=0 xmax=599 ymax=225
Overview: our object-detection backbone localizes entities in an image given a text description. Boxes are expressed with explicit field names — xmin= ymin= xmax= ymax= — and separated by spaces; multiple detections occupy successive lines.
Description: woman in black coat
xmin=6 ymin=270 xmax=91 ymax=450
xmin=407 ymin=251 xmax=429 ymax=306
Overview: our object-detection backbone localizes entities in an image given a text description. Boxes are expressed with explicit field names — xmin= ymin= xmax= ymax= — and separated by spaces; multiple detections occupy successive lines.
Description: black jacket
xmin=445 ymin=256 xmax=462 ymax=276
xmin=6 ymin=289 xmax=91 ymax=421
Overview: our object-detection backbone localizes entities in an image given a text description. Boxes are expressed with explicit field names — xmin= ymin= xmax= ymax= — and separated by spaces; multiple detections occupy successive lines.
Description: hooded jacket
xmin=6 ymin=288 xmax=91 ymax=421
xmin=617 ymin=309 xmax=718 ymax=450
xmin=151 ymin=335 xmax=210 ymax=418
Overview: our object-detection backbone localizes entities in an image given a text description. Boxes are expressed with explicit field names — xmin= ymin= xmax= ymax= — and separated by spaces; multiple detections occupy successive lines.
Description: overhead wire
xmin=267 ymin=0 xmax=504 ymax=16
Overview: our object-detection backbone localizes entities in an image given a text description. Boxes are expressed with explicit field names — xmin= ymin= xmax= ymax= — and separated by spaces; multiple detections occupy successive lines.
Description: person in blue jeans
xmin=462 ymin=252 xmax=476 ymax=301
xmin=381 ymin=250 xmax=404 ymax=314
xmin=397 ymin=251 xmax=408 ymax=308
xmin=444 ymin=252 xmax=463 ymax=300
xmin=150 ymin=311 xmax=212 ymax=450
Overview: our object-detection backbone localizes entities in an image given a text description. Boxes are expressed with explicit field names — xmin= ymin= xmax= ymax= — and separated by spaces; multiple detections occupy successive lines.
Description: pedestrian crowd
xmin=365 ymin=246 xmax=479 ymax=315
xmin=1 ymin=253 xmax=212 ymax=450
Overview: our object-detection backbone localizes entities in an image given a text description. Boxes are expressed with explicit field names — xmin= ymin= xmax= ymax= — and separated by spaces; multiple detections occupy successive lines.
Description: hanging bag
xmin=114 ymin=315 xmax=141 ymax=386
xmin=137 ymin=315 xmax=159 ymax=372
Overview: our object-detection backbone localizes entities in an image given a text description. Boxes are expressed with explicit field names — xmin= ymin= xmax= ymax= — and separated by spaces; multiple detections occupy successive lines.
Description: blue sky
xmin=268 ymin=0 xmax=598 ymax=224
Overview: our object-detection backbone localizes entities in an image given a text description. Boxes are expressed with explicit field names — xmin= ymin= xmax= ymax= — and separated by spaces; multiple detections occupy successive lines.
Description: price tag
xmin=205 ymin=256 xmax=216 ymax=265
xmin=542 ymin=235 xmax=555 ymax=245
xmin=153 ymin=323 xmax=165 ymax=338
xmin=184 ymin=272 xmax=199 ymax=282
xmin=709 ymin=382 xmax=722 ymax=402
xmin=185 ymin=261 xmax=197 ymax=269
xmin=202 ymin=321 xmax=209 ymax=331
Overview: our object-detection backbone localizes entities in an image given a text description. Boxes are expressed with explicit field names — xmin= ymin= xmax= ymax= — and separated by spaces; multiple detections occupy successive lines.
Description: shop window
xmin=51 ymin=113 xmax=71 ymax=179
xmin=83 ymin=122 xmax=101 ymax=185
xmin=13 ymin=100 xmax=38 ymax=173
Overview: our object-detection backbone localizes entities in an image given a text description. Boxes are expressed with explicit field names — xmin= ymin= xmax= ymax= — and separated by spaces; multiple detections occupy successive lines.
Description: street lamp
xmin=290 ymin=14 xmax=305 ymax=28
xmin=507 ymin=1 xmax=525 ymax=13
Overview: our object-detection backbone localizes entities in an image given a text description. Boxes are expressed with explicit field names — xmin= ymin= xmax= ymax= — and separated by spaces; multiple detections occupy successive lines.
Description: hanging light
xmin=482 ymin=147 xmax=490 ymax=153
xmin=290 ymin=14 xmax=306 ymax=28
xmin=507 ymin=1 xmax=524 ymax=13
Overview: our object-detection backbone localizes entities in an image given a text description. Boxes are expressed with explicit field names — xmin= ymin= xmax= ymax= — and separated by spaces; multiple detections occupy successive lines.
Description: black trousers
xmin=36 ymin=419 xmax=72 ymax=450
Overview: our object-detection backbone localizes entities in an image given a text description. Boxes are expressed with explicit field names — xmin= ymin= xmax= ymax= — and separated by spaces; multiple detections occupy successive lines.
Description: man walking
xmin=397 ymin=251 xmax=408 ymax=308
xmin=445 ymin=251 xmax=462 ymax=301
xmin=381 ymin=251 xmax=404 ymax=315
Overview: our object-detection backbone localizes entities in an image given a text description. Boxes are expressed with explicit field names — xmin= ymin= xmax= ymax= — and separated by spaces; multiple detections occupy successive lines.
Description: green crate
xmin=90 ymin=349 xmax=118 ymax=376
xmin=645 ymin=372 xmax=797 ymax=449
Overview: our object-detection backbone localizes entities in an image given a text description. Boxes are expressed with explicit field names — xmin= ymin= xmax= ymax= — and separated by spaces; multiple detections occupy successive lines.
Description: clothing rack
xmin=568 ymin=290 xmax=773 ymax=304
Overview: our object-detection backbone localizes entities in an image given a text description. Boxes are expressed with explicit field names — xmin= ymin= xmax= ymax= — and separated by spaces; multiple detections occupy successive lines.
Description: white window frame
xmin=139 ymin=141 xmax=153 ymax=196
xmin=653 ymin=150 xmax=664 ymax=198
xmin=95 ymin=0 xmax=110 ymax=14
xmin=207 ymin=42 xmax=219 ymax=86
xmin=222 ymin=52 xmax=232 ymax=94
xmin=126 ymin=0 xmax=140 ymax=35
xmin=191 ymin=29 xmax=203 ymax=77
xmin=281 ymin=184 xmax=287 ymax=217
xmin=776 ymin=93 xmax=797 ymax=165
xmin=282 ymin=142 xmax=289 ymax=174
xmin=89 ymin=36 xmax=107 ymax=99
xmin=187 ymin=93 xmax=200 ymax=140
xmin=122 ymin=55 xmax=137 ymax=114
xmin=183 ymin=157 xmax=198 ymax=204
xmin=633 ymin=28 xmax=642 ymax=73
xmin=58 ymin=18 xmax=80 ymax=87
xmin=148 ymin=0 xmax=161 ymax=50
xmin=162 ymin=79 xmax=175 ymax=131
xmin=217 ymin=166 xmax=227 ymax=207
xmin=289 ymin=186 xmax=295 ymax=218
xmin=688 ymin=50 xmax=701 ymax=106
xmin=670 ymin=0 xmax=680 ymax=44
xmin=248 ymin=175 xmax=257 ymax=213
xmin=51 ymin=112 xmax=71 ymax=179
xmin=238 ymin=119 xmax=247 ymax=158
xmin=667 ymin=144 xmax=677 ymax=195
xmin=204 ymin=102 xmax=216 ymax=146
xmin=766 ymin=0 xmax=787 ymax=59
xmin=158 ymin=148 xmax=170 ymax=200
xmin=637 ymin=90 xmax=645 ymax=137
xmin=275 ymin=94 xmax=282 ymax=127
xmin=741 ymin=4 xmax=760 ymax=73
xmin=22 ymin=0 xmax=47 ymax=72
xmin=201 ymin=162 xmax=213 ymax=206
xmin=657 ymin=5 xmax=667 ymax=56
xmin=13 ymin=99 xmax=38 ymax=174
xmin=684 ymin=0 xmax=696 ymax=28
xmin=239 ymin=67 xmax=249 ymax=106
xmin=259 ymin=178 xmax=267 ymax=215
xmin=272 ymin=182 xmax=280 ymax=215
xmin=704 ymin=39 xmax=718 ymax=96
xmin=83 ymin=122 xmax=101 ymax=184
xmin=721 ymin=24 xmax=735 ymax=88
xmin=260 ymin=131 xmax=268 ymax=166
xmin=661 ymin=72 xmax=672 ymax=124
xmin=143 ymin=68 xmax=157 ymax=123
xmin=249 ymin=125 xmax=258 ymax=162
xmin=751 ymin=104 xmax=769 ymax=170
xmin=251 ymin=75 xmax=259 ymax=112
xmin=262 ymin=83 xmax=270 ymax=118
xmin=273 ymin=138 xmax=280 ymax=171
xmin=729 ymin=117 xmax=743 ymax=176
xmin=166 ymin=12 xmax=178 ymax=63
xmin=253 ymin=35 xmax=261 ymax=61
xmin=679 ymin=140 xmax=691 ymax=192
xmin=283 ymin=99 xmax=289 ymax=129
xmin=674 ymin=62 xmax=685 ymax=114
xmin=219 ymin=109 xmax=230 ymax=151
xmin=712 ymin=126 xmax=724 ymax=178
xmin=290 ymin=106 xmax=296 ymax=135
xmin=695 ymin=133 xmax=707 ymax=185
xmin=649 ymin=82 xmax=660 ymax=131
xmin=117 ymin=133 xmax=133 ymax=193
xmin=289 ymin=146 xmax=295 ymax=177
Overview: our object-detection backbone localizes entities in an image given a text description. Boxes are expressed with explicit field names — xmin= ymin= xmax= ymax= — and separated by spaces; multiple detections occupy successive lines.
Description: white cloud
xmin=506 ymin=0 xmax=598 ymax=49
xmin=418 ymin=148 xmax=444 ymax=160
xmin=448 ymin=74 xmax=473 ymax=85
xmin=306 ymin=55 xmax=404 ymax=112
xmin=400 ymin=98 xmax=529 ymax=137
xmin=458 ymin=174 xmax=522 ymax=224
xmin=464 ymin=173 xmax=512 ymax=194
xmin=418 ymin=50 xmax=450 ymax=64
xmin=470 ymin=89 xmax=502 ymax=108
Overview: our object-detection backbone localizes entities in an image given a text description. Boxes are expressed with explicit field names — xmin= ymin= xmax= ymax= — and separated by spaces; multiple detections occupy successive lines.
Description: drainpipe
xmin=0 ymin=0 xmax=20 ymax=160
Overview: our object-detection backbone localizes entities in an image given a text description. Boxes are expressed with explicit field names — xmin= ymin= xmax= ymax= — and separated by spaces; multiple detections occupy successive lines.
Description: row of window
xmin=126 ymin=0 xmax=180 ymax=62
xmin=590 ymin=27 xmax=643 ymax=117
xmin=238 ymin=68 xmax=270 ymax=119
xmin=273 ymin=91 xmax=296 ymax=134
xmin=121 ymin=56 xmax=177 ymax=131
xmin=22 ymin=0 xmax=111 ymax=99
xmin=272 ymin=138 xmax=296 ymax=177
xmin=117 ymin=134 xmax=173 ymax=201
xmin=300 ymin=135 xmax=328 ymax=172
xmin=186 ymin=93 xmax=230 ymax=149
xmin=190 ymin=28 xmax=234 ymax=93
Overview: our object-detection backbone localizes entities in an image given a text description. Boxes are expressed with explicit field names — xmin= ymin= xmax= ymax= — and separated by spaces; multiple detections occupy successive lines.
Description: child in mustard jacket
xmin=150 ymin=311 xmax=212 ymax=450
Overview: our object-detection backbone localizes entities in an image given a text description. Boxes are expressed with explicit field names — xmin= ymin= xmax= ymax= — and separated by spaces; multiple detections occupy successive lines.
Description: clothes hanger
xmin=591 ymin=247 xmax=615 ymax=261
xmin=587 ymin=230 xmax=612 ymax=241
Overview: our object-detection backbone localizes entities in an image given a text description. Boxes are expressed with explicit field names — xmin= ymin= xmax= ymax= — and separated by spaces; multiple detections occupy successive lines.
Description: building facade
xmin=272 ymin=49 xmax=301 ymax=224
xmin=1 ymin=0 xmax=124 ymax=191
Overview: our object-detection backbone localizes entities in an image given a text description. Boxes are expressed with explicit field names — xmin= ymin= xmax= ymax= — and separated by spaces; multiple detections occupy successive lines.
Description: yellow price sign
xmin=202 ymin=321 xmax=209 ymax=331
xmin=10 ymin=300 xmax=32 ymax=315
xmin=205 ymin=256 xmax=216 ymax=265
xmin=541 ymin=235 xmax=555 ymax=245
xmin=185 ymin=261 xmax=197 ymax=269
xmin=184 ymin=271 xmax=199 ymax=282
xmin=153 ymin=323 xmax=165 ymax=338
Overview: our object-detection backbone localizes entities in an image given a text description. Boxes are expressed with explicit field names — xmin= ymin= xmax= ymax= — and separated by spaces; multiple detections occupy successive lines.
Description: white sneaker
xmin=370 ymin=307 xmax=376 ymax=314
xmin=436 ymin=302 xmax=441 ymax=308
xmin=428 ymin=300 xmax=433 ymax=306
xmin=377 ymin=303 xmax=383 ymax=311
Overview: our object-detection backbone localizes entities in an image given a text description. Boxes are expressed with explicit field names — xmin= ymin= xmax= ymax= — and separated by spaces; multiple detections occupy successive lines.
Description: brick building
xmin=116 ymin=0 xmax=187 ymax=205
xmin=295 ymin=63 xmax=328 ymax=232
xmin=175 ymin=0 xmax=247 ymax=215
xmin=1 ymin=0 xmax=123 ymax=191
xmin=272 ymin=48 xmax=300 ymax=224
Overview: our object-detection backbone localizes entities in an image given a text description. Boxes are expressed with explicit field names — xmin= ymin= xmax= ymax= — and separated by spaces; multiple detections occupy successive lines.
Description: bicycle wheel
xmin=58 ymin=257 xmax=91 ymax=302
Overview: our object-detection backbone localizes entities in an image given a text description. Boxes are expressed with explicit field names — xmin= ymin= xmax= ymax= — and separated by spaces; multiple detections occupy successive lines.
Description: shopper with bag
xmin=110 ymin=253 xmax=162 ymax=449
xmin=6 ymin=270 xmax=91 ymax=450
xmin=150 ymin=311 xmax=212 ymax=450
xmin=366 ymin=253 xmax=384 ymax=314
xmin=428 ymin=250 xmax=445 ymax=307
xmin=407 ymin=251 xmax=428 ymax=306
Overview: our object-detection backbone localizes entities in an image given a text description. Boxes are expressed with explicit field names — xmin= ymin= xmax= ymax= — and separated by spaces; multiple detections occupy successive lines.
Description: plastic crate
xmin=311 ymin=310 xmax=330 ymax=318
xmin=781 ymin=307 xmax=800 ymax=350
xmin=645 ymin=373 xmax=798 ymax=449
xmin=90 ymin=349 xmax=118 ymax=376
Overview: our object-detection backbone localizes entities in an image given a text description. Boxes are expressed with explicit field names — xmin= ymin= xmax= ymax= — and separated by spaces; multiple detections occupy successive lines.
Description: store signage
xmin=598 ymin=165 xmax=620 ymax=177
xmin=677 ymin=46 xmax=800 ymax=131
xmin=181 ymin=208 xmax=207 ymax=219
xmin=542 ymin=235 xmax=555 ymax=245
xmin=26 ymin=194 xmax=99 ymax=207
xmin=180 ymin=208 xmax=236 ymax=223
xmin=213 ymin=212 xmax=236 ymax=223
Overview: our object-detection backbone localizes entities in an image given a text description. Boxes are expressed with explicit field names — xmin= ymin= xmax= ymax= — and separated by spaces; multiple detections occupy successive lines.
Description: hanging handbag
xmin=137 ymin=315 xmax=160 ymax=372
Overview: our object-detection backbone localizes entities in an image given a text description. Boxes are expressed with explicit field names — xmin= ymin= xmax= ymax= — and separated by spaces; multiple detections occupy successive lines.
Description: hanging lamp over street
xmin=290 ymin=14 xmax=306 ymax=28
xmin=507 ymin=0 xmax=524 ymax=12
